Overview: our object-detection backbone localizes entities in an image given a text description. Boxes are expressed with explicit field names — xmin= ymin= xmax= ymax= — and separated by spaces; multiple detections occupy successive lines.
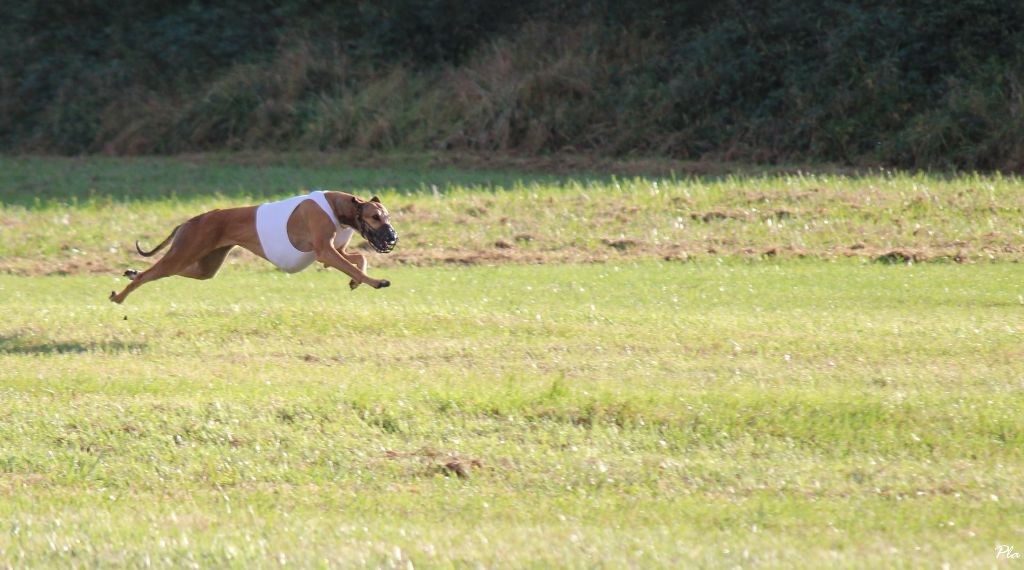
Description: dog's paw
xmin=109 ymin=291 xmax=122 ymax=304
xmin=375 ymin=280 xmax=391 ymax=289
xmin=349 ymin=279 xmax=360 ymax=291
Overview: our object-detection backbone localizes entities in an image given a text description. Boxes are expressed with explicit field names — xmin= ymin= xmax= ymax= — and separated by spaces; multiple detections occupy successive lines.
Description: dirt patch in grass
xmin=601 ymin=238 xmax=639 ymax=251
xmin=382 ymin=448 xmax=483 ymax=480
xmin=691 ymin=211 xmax=743 ymax=223
xmin=873 ymin=250 xmax=920 ymax=265
xmin=0 ymin=240 xmax=1009 ymax=277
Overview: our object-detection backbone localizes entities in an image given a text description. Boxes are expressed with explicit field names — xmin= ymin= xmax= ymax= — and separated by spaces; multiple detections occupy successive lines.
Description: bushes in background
xmin=2 ymin=0 xmax=1023 ymax=169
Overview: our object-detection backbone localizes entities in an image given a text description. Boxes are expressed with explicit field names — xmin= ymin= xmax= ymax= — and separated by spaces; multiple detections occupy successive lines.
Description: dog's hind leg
xmin=109 ymin=219 xmax=214 ymax=304
xmin=110 ymin=257 xmax=185 ymax=304
xmin=175 ymin=246 xmax=234 ymax=280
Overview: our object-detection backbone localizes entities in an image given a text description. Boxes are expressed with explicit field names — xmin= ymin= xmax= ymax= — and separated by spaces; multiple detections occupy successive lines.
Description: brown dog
xmin=110 ymin=191 xmax=397 ymax=304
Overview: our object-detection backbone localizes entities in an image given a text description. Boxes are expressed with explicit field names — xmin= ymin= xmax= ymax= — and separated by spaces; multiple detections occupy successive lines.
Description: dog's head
xmin=352 ymin=195 xmax=398 ymax=253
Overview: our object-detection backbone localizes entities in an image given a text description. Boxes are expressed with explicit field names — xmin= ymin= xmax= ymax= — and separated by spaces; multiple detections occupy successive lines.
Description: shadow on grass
xmin=0 ymin=152 xmax=858 ymax=208
xmin=0 ymin=154 xmax=618 ymax=208
xmin=0 ymin=334 xmax=145 ymax=355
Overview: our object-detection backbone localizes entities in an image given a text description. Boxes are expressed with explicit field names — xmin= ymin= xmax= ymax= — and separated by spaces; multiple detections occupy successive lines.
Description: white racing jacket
xmin=255 ymin=191 xmax=355 ymax=272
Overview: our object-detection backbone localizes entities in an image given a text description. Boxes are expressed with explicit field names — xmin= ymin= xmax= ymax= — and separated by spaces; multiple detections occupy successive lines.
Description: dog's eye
xmin=373 ymin=214 xmax=381 ymax=221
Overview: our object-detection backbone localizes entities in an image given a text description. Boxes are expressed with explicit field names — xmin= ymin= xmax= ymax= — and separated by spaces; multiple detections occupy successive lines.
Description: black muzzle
xmin=367 ymin=224 xmax=398 ymax=253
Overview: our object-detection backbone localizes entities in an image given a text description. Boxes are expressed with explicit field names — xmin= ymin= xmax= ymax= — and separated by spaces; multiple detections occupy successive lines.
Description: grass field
xmin=2 ymin=154 xmax=1023 ymax=275
xmin=1 ymin=155 xmax=1023 ymax=567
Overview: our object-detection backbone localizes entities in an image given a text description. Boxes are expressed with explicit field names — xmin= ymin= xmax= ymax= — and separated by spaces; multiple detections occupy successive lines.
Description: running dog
xmin=110 ymin=190 xmax=397 ymax=304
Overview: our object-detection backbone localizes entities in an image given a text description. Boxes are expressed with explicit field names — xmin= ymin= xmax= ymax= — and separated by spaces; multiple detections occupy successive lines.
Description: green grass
xmin=1 ymin=261 xmax=1022 ymax=567
xmin=1 ymin=155 xmax=1023 ymax=567
xmin=1 ymin=155 xmax=1023 ymax=275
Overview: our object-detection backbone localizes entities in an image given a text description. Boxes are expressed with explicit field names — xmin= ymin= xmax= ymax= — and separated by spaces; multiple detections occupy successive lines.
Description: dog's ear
xmin=370 ymin=196 xmax=380 ymax=203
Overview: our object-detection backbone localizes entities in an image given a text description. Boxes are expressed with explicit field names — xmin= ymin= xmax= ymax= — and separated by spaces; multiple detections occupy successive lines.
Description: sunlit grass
xmin=1 ymin=155 xmax=1022 ymax=566
xmin=1 ymin=261 xmax=1022 ymax=567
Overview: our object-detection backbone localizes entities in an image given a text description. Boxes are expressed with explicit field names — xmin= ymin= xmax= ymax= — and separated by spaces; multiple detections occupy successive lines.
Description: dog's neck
xmin=328 ymin=192 xmax=363 ymax=230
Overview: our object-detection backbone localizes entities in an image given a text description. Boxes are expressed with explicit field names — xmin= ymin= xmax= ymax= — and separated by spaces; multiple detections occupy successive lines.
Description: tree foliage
xmin=2 ymin=0 xmax=1022 ymax=168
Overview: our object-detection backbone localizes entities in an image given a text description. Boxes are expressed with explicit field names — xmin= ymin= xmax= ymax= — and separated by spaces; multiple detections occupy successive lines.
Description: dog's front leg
xmin=315 ymin=245 xmax=389 ymax=289
xmin=339 ymin=251 xmax=367 ymax=290
xmin=330 ymin=227 xmax=368 ymax=290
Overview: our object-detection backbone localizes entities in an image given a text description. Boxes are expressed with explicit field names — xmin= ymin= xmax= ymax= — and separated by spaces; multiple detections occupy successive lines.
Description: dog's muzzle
xmin=367 ymin=225 xmax=398 ymax=253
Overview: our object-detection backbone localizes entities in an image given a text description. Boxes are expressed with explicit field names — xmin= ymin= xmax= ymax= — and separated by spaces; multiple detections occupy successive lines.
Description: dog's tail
xmin=135 ymin=224 xmax=180 ymax=257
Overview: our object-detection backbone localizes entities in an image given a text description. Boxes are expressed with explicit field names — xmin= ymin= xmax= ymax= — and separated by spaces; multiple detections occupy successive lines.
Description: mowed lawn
xmin=0 ymin=261 xmax=1022 ymax=567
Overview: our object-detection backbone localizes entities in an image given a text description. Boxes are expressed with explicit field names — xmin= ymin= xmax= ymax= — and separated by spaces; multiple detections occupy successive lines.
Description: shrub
xmin=2 ymin=0 xmax=1022 ymax=169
